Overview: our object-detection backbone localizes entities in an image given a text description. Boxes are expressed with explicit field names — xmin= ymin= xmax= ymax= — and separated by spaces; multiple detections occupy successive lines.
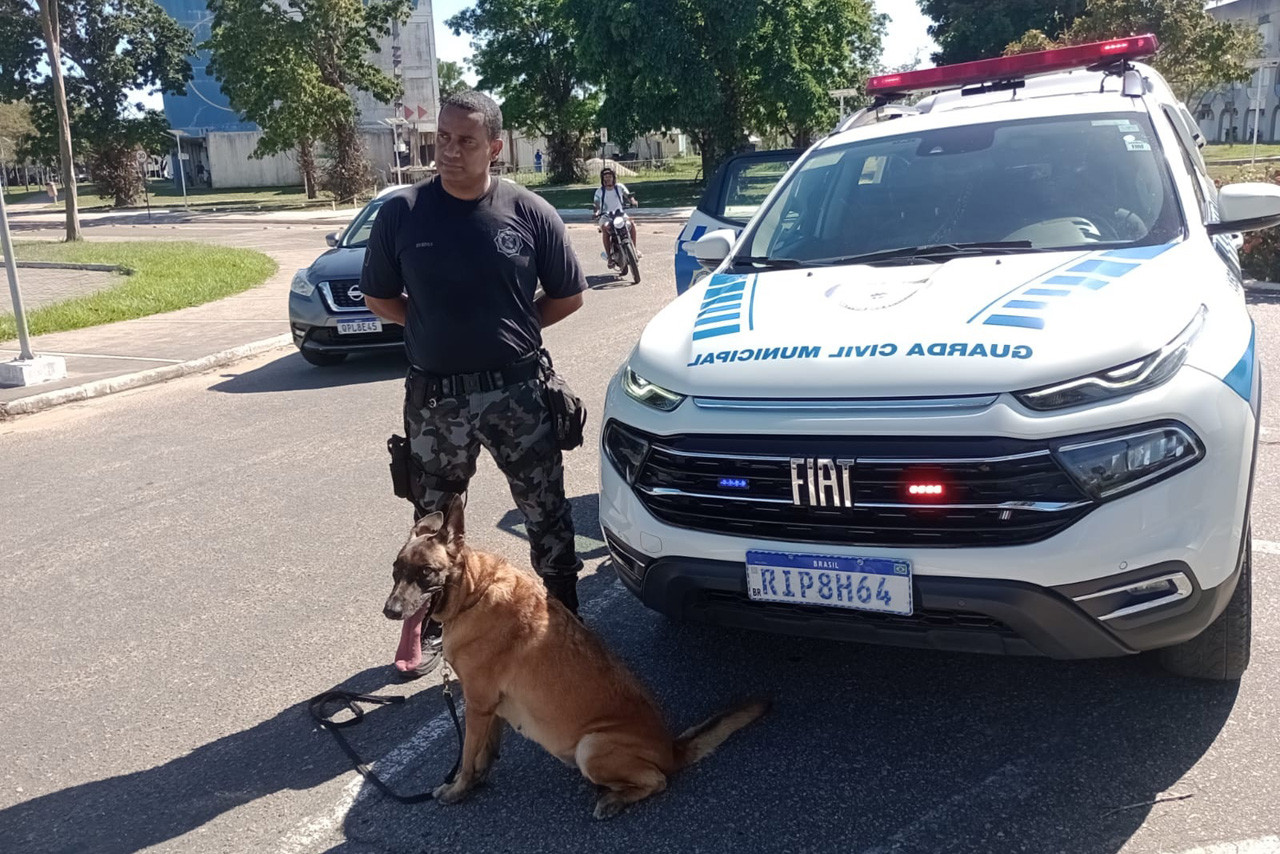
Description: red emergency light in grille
xmin=866 ymin=34 xmax=1159 ymax=97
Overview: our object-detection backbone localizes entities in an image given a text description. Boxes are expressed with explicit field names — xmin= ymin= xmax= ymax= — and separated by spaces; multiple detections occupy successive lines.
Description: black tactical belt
xmin=408 ymin=353 xmax=542 ymax=401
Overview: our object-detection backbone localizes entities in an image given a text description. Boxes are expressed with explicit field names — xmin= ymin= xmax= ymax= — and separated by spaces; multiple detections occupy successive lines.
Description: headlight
xmin=290 ymin=269 xmax=315 ymax=297
xmin=612 ymin=215 xmax=627 ymax=230
xmin=1054 ymin=423 xmax=1203 ymax=500
xmin=603 ymin=421 xmax=650 ymax=484
xmin=1015 ymin=307 xmax=1206 ymax=411
xmin=621 ymin=367 xmax=685 ymax=411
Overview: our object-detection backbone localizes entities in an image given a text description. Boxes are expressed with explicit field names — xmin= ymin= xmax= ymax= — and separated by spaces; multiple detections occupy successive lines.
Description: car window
xmin=720 ymin=158 xmax=794 ymax=224
xmin=744 ymin=112 xmax=1184 ymax=264
xmin=340 ymin=199 xmax=386 ymax=248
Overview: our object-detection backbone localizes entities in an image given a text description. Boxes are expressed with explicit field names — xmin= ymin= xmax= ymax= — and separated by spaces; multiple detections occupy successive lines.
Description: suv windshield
xmin=340 ymin=198 xmax=386 ymax=249
xmin=741 ymin=112 xmax=1183 ymax=267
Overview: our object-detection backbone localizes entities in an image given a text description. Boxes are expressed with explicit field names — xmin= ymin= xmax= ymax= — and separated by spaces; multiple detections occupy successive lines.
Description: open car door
xmin=673 ymin=149 xmax=800 ymax=294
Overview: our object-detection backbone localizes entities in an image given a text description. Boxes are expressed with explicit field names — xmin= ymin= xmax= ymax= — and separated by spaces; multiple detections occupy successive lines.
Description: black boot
xmin=543 ymin=575 xmax=580 ymax=617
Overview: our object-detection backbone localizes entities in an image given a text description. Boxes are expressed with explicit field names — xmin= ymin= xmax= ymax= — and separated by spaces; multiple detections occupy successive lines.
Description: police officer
xmin=361 ymin=90 xmax=587 ymax=678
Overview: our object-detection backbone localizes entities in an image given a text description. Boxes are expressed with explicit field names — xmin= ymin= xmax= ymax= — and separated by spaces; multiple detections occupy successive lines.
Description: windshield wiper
xmin=731 ymin=255 xmax=806 ymax=269
xmin=808 ymin=241 xmax=1039 ymax=267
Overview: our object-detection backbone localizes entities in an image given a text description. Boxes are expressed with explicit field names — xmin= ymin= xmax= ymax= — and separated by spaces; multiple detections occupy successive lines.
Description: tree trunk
xmin=546 ymin=130 xmax=580 ymax=185
xmin=697 ymin=133 xmax=715 ymax=184
xmin=298 ymin=138 xmax=317 ymax=199
xmin=322 ymin=117 xmax=369 ymax=204
xmin=38 ymin=0 xmax=80 ymax=241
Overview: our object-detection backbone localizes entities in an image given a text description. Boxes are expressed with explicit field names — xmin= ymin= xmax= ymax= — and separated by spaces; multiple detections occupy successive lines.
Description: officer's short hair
xmin=441 ymin=91 xmax=503 ymax=141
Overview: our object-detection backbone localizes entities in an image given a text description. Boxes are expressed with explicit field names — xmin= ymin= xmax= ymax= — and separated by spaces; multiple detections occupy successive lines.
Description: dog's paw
xmin=433 ymin=781 xmax=471 ymax=804
xmin=592 ymin=794 xmax=627 ymax=820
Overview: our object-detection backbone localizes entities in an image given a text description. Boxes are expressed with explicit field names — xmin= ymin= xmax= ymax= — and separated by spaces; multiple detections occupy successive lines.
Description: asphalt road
xmin=0 ymin=219 xmax=1277 ymax=854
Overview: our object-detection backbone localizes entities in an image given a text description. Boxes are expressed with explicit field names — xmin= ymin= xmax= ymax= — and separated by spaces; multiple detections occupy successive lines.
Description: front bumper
xmin=604 ymin=531 xmax=1244 ymax=658
xmin=288 ymin=291 xmax=403 ymax=355
xmin=599 ymin=364 xmax=1256 ymax=660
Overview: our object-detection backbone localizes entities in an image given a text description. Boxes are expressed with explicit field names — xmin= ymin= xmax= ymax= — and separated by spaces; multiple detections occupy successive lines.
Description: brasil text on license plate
xmin=745 ymin=550 xmax=913 ymax=616
xmin=337 ymin=317 xmax=382 ymax=335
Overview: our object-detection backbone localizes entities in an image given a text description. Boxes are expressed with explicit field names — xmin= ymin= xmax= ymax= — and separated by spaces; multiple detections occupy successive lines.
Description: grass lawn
xmin=0 ymin=241 xmax=277 ymax=342
xmin=532 ymin=178 xmax=703 ymax=209
xmin=1202 ymin=144 xmax=1280 ymax=162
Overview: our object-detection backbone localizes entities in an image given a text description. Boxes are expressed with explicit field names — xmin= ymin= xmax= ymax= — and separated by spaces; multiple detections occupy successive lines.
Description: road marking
xmin=276 ymin=577 xmax=629 ymax=854
xmin=1253 ymin=540 xmax=1280 ymax=555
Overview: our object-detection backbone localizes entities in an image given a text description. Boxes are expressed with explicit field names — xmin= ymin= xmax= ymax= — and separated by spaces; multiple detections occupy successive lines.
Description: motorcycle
xmin=600 ymin=206 xmax=641 ymax=284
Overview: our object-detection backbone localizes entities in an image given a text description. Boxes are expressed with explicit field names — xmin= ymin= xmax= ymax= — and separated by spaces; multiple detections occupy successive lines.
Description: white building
xmin=1197 ymin=0 xmax=1280 ymax=143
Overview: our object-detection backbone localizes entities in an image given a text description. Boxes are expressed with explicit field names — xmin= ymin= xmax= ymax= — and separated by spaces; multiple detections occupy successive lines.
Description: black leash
xmin=308 ymin=673 xmax=463 ymax=804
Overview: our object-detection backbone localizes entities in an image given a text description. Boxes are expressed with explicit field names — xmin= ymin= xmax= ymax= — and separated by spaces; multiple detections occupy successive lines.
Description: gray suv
xmin=288 ymin=187 xmax=405 ymax=366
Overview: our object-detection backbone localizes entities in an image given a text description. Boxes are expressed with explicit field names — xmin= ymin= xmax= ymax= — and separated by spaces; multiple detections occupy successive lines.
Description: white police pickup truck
xmin=602 ymin=36 xmax=1269 ymax=680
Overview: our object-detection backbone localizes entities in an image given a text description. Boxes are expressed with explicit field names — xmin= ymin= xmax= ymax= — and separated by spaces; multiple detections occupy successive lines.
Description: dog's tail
xmin=673 ymin=697 xmax=770 ymax=770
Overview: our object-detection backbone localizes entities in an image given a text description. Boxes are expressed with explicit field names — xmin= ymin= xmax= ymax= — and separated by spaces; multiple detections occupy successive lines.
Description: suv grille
xmin=324 ymin=278 xmax=366 ymax=311
xmin=622 ymin=430 xmax=1094 ymax=547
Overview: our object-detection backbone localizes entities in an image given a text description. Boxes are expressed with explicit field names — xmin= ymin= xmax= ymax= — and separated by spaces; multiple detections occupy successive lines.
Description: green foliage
xmin=0 ymin=101 xmax=35 ymax=154
xmin=573 ymin=0 xmax=881 ymax=178
xmin=918 ymin=0 xmax=1085 ymax=64
xmin=205 ymin=0 xmax=410 ymax=201
xmin=0 ymin=0 xmax=193 ymax=204
xmin=448 ymin=0 xmax=598 ymax=184
xmin=438 ymin=59 xmax=468 ymax=98
xmin=1059 ymin=0 xmax=1262 ymax=101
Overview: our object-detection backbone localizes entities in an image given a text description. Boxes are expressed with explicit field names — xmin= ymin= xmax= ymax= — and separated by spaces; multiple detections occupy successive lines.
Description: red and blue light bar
xmin=866 ymin=34 xmax=1160 ymax=97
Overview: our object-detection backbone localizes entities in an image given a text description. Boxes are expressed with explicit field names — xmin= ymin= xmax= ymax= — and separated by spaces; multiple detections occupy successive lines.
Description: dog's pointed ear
xmin=441 ymin=494 xmax=466 ymax=548
xmin=412 ymin=511 xmax=445 ymax=539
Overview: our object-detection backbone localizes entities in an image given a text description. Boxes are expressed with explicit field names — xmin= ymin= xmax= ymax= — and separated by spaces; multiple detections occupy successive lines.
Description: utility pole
xmin=38 ymin=0 xmax=81 ymax=241
xmin=0 ymin=185 xmax=67 ymax=387
xmin=168 ymin=130 xmax=189 ymax=210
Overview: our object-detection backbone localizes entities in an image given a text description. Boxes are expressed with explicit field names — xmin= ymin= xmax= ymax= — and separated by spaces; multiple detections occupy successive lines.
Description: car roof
xmin=822 ymin=62 xmax=1176 ymax=150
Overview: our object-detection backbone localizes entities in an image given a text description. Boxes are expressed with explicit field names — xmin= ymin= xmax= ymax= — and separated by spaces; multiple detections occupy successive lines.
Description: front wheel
xmin=622 ymin=243 xmax=641 ymax=284
xmin=300 ymin=348 xmax=348 ymax=367
xmin=1156 ymin=530 xmax=1252 ymax=680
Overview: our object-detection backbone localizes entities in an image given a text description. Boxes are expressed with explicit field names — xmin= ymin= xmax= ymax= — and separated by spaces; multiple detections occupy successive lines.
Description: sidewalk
xmin=0 ymin=205 xmax=692 ymax=419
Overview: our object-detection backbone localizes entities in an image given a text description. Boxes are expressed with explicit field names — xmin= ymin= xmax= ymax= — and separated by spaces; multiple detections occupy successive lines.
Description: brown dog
xmin=382 ymin=498 xmax=768 ymax=819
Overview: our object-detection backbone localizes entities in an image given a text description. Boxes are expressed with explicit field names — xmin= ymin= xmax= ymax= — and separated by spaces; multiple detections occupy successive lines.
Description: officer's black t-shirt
xmin=359 ymin=176 xmax=586 ymax=375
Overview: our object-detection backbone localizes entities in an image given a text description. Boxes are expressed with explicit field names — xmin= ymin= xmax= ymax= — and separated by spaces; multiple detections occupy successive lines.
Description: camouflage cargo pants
xmin=404 ymin=377 xmax=582 ymax=580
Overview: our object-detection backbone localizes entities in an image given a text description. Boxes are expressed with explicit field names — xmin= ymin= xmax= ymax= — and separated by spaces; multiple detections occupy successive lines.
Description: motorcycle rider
xmin=592 ymin=167 xmax=638 ymax=267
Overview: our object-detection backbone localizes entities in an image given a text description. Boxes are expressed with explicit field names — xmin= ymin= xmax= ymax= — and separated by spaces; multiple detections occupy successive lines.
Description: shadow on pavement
xmin=210 ymin=350 xmax=409 ymax=394
xmin=324 ymin=575 xmax=1239 ymax=854
xmin=0 ymin=667 xmax=458 ymax=854
xmin=496 ymin=493 xmax=609 ymax=563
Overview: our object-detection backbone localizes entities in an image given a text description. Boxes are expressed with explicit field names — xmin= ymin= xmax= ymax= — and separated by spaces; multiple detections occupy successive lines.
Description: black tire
xmin=300 ymin=348 xmax=348 ymax=367
xmin=1157 ymin=531 xmax=1252 ymax=680
xmin=622 ymin=243 xmax=641 ymax=284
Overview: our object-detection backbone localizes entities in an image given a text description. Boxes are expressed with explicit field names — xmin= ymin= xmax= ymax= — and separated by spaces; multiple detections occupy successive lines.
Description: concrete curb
xmin=0 ymin=334 xmax=293 ymax=420
xmin=1244 ymin=279 xmax=1280 ymax=293
xmin=14 ymin=261 xmax=127 ymax=273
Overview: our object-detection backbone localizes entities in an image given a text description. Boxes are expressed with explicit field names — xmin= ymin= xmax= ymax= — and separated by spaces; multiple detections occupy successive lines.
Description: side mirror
xmin=325 ymin=231 xmax=340 ymax=247
xmin=692 ymin=229 xmax=737 ymax=271
xmin=1207 ymin=183 xmax=1280 ymax=235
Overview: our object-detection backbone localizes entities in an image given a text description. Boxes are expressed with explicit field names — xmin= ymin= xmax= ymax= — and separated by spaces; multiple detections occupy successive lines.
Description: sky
xmin=432 ymin=0 xmax=938 ymax=79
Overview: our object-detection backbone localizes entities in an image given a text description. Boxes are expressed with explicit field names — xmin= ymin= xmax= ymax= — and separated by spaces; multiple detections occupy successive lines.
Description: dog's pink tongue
xmin=393 ymin=602 xmax=430 ymax=672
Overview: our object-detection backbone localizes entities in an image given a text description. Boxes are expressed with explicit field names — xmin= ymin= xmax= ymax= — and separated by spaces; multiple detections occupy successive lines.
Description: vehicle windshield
xmin=741 ymin=112 xmax=1183 ymax=267
xmin=340 ymin=198 xmax=386 ymax=248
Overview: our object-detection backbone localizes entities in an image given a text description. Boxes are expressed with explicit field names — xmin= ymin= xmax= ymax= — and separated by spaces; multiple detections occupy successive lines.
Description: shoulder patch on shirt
xmin=494 ymin=227 xmax=524 ymax=257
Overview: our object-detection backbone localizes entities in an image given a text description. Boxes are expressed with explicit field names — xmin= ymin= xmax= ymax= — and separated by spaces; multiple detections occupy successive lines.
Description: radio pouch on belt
xmin=539 ymin=351 xmax=586 ymax=451
xmin=387 ymin=434 xmax=414 ymax=500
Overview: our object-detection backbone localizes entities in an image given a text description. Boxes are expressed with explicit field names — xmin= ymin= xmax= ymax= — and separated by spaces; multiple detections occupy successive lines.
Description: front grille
xmin=696 ymin=589 xmax=1017 ymax=635
xmin=625 ymin=431 xmax=1094 ymax=547
xmin=323 ymin=278 xmax=366 ymax=311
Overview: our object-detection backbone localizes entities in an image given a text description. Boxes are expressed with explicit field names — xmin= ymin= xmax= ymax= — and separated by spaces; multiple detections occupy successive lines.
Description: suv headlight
xmin=1015 ymin=307 xmax=1206 ymax=411
xmin=290 ymin=269 xmax=315 ymax=297
xmin=1054 ymin=423 xmax=1203 ymax=500
xmin=621 ymin=367 xmax=685 ymax=411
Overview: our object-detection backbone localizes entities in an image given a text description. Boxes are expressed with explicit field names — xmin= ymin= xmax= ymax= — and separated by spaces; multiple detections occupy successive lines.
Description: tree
xmin=438 ymin=59 xmax=468 ymax=99
xmin=1055 ymin=0 xmax=1262 ymax=102
xmin=918 ymin=0 xmax=1086 ymax=64
xmin=448 ymin=0 xmax=597 ymax=184
xmin=0 ymin=0 xmax=192 ymax=213
xmin=206 ymin=0 xmax=410 ymax=203
xmin=751 ymin=0 xmax=884 ymax=148
xmin=574 ymin=0 xmax=882 ymax=178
